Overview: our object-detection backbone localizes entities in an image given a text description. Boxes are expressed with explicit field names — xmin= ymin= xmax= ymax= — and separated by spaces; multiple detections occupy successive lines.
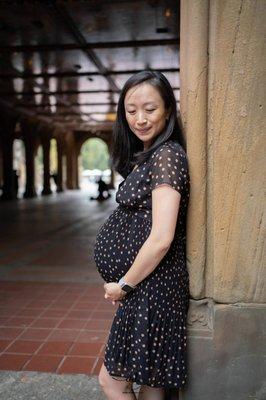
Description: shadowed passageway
xmin=0 ymin=1 xmax=182 ymax=397
xmin=0 ymin=191 xmax=118 ymax=377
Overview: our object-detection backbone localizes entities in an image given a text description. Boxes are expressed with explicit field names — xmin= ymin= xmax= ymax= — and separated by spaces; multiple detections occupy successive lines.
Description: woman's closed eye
xmin=126 ymin=109 xmax=156 ymax=114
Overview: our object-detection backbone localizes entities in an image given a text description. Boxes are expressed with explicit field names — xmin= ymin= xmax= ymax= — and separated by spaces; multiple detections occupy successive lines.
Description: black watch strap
xmin=118 ymin=277 xmax=136 ymax=293
xmin=120 ymin=284 xmax=134 ymax=293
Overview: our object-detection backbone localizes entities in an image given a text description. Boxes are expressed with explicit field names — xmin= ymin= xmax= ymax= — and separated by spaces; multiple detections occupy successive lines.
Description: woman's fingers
xmin=105 ymin=293 xmax=117 ymax=302
xmin=104 ymin=290 xmax=126 ymax=302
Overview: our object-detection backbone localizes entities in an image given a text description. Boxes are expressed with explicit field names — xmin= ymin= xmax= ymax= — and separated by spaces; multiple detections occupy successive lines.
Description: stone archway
xmin=78 ymin=136 xmax=112 ymax=192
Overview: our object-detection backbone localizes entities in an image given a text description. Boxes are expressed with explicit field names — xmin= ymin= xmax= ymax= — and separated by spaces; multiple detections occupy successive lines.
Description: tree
xmin=81 ymin=138 xmax=110 ymax=170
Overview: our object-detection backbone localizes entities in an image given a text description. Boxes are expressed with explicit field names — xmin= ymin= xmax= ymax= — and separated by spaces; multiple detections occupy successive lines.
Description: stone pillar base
xmin=23 ymin=188 xmax=37 ymax=198
xmin=181 ymin=299 xmax=266 ymax=400
xmin=0 ymin=192 xmax=17 ymax=201
xmin=41 ymin=188 xmax=53 ymax=195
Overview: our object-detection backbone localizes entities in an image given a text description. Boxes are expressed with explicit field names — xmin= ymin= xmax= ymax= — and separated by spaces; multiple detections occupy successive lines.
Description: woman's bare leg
xmin=137 ymin=385 xmax=165 ymax=400
xmin=98 ymin=362 xmax=137 ymax=400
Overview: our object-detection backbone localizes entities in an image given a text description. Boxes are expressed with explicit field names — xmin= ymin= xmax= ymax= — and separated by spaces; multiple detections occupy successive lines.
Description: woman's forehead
xmin=124 ymin=83 xmax=163 ymax=104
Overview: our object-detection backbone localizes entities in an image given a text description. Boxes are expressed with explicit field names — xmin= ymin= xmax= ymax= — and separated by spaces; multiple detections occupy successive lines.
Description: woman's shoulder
xmin=166 ymin=139 xmax=186 ymax=153
xmin=151 ymin=139 xmax=187 ymax=160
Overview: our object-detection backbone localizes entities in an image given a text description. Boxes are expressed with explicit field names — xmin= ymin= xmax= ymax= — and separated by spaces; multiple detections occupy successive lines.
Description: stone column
xmin=65 ymin=131 xmax=79 ymax=190
xmin=180 ymin=1 xmax=266 ymax=399
xmin=41 ymin=138 xmax=52 ymax=195
xmin=20 ymin=118 xmax=38 ymax=199
xmin=76 ymin=152 xmax=80 ymax=190
xmin=0 ymin=144 xmax=3 ymax=190
xmin=0 ymin=111 xmax=18 ymax=200
xmin=0 ymin=136 xmax=15 ymax=200
xmin=180 ymin=0 xmax=209 ymax=298
xmin=66 ymin=149 xmax=79 ymax=190
xmin=56 ymin=139 xmax=64 ymax=192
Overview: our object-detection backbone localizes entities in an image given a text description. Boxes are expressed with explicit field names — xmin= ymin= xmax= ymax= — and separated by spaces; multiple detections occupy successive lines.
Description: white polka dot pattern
xmin=93 ymin=139 xmax=190 ymax=389
xmin=150 ymin=144 xmax=187 ymax=195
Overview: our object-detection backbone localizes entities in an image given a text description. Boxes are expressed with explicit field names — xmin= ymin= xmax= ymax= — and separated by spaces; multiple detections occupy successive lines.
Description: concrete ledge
xmin=0 ymin=371 xmax=105 ymax=400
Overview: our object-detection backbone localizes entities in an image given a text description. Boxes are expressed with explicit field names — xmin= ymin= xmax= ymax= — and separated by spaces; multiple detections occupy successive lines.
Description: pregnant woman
xmin=94 ymin=70 xmax=190 ymax=400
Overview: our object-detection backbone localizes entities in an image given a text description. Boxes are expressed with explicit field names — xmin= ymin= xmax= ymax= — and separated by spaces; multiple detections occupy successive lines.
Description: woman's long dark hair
xmin=110 ymin=70 xmax=186 ymax=178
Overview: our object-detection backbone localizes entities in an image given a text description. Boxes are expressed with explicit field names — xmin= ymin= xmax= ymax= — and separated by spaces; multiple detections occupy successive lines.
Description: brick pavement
xmin=0 ymin=191 xmax=117 ymax=381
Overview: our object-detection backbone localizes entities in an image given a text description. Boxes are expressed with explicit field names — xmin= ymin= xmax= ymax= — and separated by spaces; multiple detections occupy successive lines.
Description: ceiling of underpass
xmin=0 ymin=0 xmax=180 ymax=132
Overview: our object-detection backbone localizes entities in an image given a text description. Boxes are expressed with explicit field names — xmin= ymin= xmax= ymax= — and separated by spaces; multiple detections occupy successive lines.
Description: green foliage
xmin=34 ymin=138 xmax=110 ymax=175
xmin=36 ymin=145 xmax=43 ymax=165
xmin=80 ymin=138 xmax=110 ymax=171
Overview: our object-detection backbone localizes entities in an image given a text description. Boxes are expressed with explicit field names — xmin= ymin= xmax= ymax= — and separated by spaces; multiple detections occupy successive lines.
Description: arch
xmin=50 ymin=138 xmax=58 ymax=192
xmin=79 ymin=137 xmax=111 ymax=192
xmin=13 ymin=138 xmax=25 ymax=198
xmin=35 ymin=144 xmax=43 ymax=195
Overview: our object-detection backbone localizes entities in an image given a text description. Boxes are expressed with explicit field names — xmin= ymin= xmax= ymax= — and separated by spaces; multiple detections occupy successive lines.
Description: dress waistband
xmin=117 ymin=204 xmax=151 ymax=220
xmin=117 ymin=205 xmax=186 ymax=241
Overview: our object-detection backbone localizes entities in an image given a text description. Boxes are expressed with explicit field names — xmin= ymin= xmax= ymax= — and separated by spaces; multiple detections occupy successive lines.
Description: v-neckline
xmin=131 ymin=161 xmax=145 ymax=174
xmin=118 ymin=162 xmax=143 ymax=190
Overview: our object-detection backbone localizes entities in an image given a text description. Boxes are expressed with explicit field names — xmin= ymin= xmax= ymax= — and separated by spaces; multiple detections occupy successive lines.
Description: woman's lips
xmin=136 ymin=127 xmax=151 ymax=134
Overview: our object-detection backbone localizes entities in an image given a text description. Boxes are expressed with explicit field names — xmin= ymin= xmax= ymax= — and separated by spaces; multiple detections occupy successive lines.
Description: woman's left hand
xmin=103 ymin=282 xmax=126 ymax=304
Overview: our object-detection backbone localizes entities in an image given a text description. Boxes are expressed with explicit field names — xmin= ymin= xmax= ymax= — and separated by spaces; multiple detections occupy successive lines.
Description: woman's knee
xmin=98 ymin=362 xmax=133 ymax=392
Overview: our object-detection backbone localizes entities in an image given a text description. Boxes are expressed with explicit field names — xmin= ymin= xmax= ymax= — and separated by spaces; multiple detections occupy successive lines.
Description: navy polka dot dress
xmin=94 ymin=139 xmax=190 ymax=389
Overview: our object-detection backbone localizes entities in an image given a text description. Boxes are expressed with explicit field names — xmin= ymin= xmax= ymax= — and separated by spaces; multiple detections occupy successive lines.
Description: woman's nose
xmin=136 ymin=113 xmax=147 ymax=125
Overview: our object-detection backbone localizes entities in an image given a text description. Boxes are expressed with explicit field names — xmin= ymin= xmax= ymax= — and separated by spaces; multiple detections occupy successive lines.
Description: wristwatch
xmin=118 ymin=277 xmax=136 ymax=293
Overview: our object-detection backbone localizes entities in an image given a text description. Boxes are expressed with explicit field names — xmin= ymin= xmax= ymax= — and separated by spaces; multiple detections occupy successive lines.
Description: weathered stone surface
xmin=180 ymin=0 xmax=209 ymax=299
xmin=207 ymin=0 xmax=266 ymax=303
xmin=181 ymin=0 xmax=266 ymax=303
xmin=182 ymin=300 xmax=266 ymax=400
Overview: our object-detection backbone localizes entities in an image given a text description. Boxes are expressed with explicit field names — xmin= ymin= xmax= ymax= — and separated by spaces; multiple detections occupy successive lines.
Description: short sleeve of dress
xmin=149 ymin=144 xmax=188 ymax=196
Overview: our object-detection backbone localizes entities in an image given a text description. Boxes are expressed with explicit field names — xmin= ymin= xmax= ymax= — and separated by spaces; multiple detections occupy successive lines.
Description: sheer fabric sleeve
xmin=149 ymin=144 xmax=188 ymax=196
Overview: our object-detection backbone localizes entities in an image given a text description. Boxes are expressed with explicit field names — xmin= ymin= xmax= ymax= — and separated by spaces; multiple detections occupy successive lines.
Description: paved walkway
xmin=0 ymin=371 xmax=104 ymax=400
xmin=0 ymin=190 xmax=119 ymax=399
xmin=0 ymin=281 xmax=115 ymax=375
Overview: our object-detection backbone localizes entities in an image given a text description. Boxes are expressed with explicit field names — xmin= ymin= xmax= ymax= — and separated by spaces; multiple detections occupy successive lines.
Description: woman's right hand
xmin=103 ymin=282 xmax=126 ymax=305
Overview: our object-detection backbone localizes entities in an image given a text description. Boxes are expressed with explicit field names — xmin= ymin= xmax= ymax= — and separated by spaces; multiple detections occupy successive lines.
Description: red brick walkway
xmin=0 ymin=191 xmax=120 ymax=377
xmin=0 ymin=281 xmax=118 ymax=375
xmin=0 ymin=191 xmax=120 ymax=375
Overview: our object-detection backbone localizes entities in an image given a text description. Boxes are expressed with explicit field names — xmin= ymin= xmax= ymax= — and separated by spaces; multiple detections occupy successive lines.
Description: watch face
xmin=121 ymin=284 xmax=133 ymax=293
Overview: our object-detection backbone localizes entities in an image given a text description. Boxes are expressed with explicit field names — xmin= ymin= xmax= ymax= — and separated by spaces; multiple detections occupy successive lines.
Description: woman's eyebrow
xmin=125 ymin=102 xmax=158 ymax=106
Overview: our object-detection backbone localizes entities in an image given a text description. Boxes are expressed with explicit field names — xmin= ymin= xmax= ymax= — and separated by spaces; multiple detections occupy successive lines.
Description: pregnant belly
xmin=94 ymin=208 xmax=151 ymax=282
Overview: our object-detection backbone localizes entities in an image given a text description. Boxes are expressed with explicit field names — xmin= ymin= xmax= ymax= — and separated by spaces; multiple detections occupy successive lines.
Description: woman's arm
xmin=123 ymin=184 xmax=181 ymax=285
xmin=104 ymin=184 xmax=181 ymax=301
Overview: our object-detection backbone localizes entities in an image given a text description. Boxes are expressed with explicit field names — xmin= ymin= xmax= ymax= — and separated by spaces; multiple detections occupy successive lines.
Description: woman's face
xmin=124 ymin=83 xmax=170 ymax=150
